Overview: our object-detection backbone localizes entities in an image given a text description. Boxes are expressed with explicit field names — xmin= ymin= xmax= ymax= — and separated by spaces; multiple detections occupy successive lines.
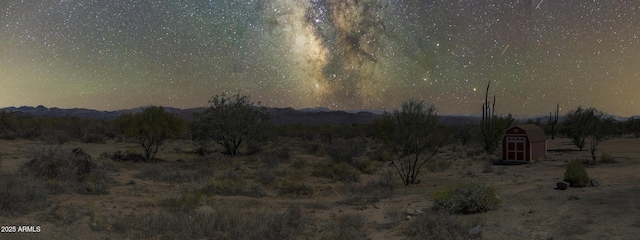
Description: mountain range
xmin=3 ymin=105 xmax=630 ymax=125
xmin=0 ymin=105 xmax=486 ymax=125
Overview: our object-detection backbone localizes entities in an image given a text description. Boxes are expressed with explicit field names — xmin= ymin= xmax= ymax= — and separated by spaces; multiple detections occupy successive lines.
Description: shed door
xmin=506 ymin=137 xmax=526 ymax=161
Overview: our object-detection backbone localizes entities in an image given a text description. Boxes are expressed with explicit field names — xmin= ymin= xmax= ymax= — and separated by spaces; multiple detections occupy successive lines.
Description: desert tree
xmin=480 ymin=81 xmax=514 ymax=154
xmin=374 ymin=99 xmax=443 ymax=185
xmin=548 ymin=103 xmax=559 ymax=140
xmin=562 ymin=106 xmax=615 ymax=164
xmin=561 ymin=106 xmax=592 ymax=151
xmin=193 ymin=93 xmax=272 ymax=155
xmin=453 ymin=124 xmax=477 ymax=146
xmin=587 ymin=115 xmax=615 ymax=164
xmin=627 ymin=117 xmax=640 ymax=138
xmin=113 ymin=106 xmax=186 ymax=161
xmin=0 ymin=111 xmax=17 ymax=139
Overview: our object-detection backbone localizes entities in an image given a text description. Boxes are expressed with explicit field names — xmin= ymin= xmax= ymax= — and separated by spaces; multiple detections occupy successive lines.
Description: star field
xmin=1 ymin=0 xmax=639 ymax=117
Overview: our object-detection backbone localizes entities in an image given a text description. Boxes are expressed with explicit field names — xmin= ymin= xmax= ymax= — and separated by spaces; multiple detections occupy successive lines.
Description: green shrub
xmin=261 ymin=148 xmax=292 ymax=168
xmin=134 ymin=164 xmax=200 ymax=183
xmin=246 ymin=142 xmax=262 ymax=155
xmin=600 ymin=152 xmax=616 ymax=164
xmin=326 ymin=139 xmax=366 ymax=164
xmin=201 ymin=179 xmax=246 ymax=196
xmin=256 ymin=169 xmax=276 ymax=185
xmin=426 ymin=159 xmax=452 ymax=172
xmin=309 ymin=143 xmax=327 ymax=157
xmin=353 ymin=158 xmax=376 ymax=174
xmin=45 ymin=202 xmax=87 ymax=225
xmin=200 ymin=178 xmax=265 ymax=198
xmin=278 ymin=176 xmax=314 ymax=197
xmin=245 ymin=185 xmax=267 ymax=198
xmin=21 ymin=146 xmax=112 ymax=195
xmin=161 ymin=191 xmax=204 ymax=213
xmin=23 ymin=147 xmax=96 ymax=182
xmin=82 ymin=133 xmax=106 ymax=143
xmin=291 ymin=159 xmax=306 ymax=169
xmin=0 ymin=174 xmax=48 ymax=217
xmin=432 ymin=182 xmax=502 ymax=214
xmin=276 ymin=147 xmax=291 ymax=162
xmin=45 ymin=179 xmax=70 ymax=195
xmin=343 ymin=170 xmax=396 ymax=206
xmin=312 ymin=161 xmax=360 ymax=182
xmin=563 ymin=160 xmax=590 ymax=187
xmin=133 ymin=165 xmax=163 ymax=180
xmin=76 ymin=171 xmax=111 ymax=195
xmin=367 ymin=147 xmax=391 ymax=162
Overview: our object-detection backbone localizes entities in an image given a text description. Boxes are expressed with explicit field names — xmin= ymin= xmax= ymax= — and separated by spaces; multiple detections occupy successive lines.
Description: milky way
xmin=265 ymin=0 xmax=389 ymax=109
xmin=1 ymin=1 xmax=639 ymax=116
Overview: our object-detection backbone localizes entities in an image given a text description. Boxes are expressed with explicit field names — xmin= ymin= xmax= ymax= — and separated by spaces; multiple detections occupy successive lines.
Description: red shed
xmin=502 ymin=124 xmax=546 ymax=162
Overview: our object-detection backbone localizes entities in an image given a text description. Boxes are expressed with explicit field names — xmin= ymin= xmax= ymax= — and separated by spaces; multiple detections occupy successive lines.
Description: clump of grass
xmin=134 ymin=164 xmax=211 ymax=183
xmin=200 ymin=174 xmax=266 ymax=198
xmin=353 ymin=158 xmax=377 ymax=174
xmin=201 ymin=179 xmax=246 ymax=196
xmin=276 ymin=147 xmax=291 ymax=162
xmin=312 ymin=161 xmax=360 ymax=182
xmin=244 ymin=184 xmax=267 ymax=198
xmin=382 ymin=208 xmax=405 ymax=228
xmin=326 ymin=139 xmax=367 ymax=165
xmin=23 ymin=146 xmax=95 ymax=182
xmin=466 ymin=148 xmax=481 ymax=158
xmin=308 ymin=143 xmax=327 ymax=157
xmin=278 ymin=176 xmax=314 ymax=198
xmin=45 ymin=179 xmax=71 ymax=195
xmin=22 ymin=146 xmax=111 ymax=195
xmin=261 ymin=147 xmax=292 ymax=168
xmin=77 ymin=171 xmax=111 ymax=194
xmin=404 ymin=213 xmax=479 ymax=240
xmin=246 ymin=142 xmax=262 ymax=155
xmin=432 ymin=182 xmax=502 ymax=214
xmin=112 ymin=203 xmax=304 ymax=239
xmin=291 ymin=159 xmax=306 ymax=169
xmin=563 ymin=160 xmax=590 ymax=187
xmin=0 ymin=174 xmax=48 ymax=217
xmin=82 ymin=133 xmax=106 ymax=143
xmin=600 ymin=152 xmax=616 ymax=164
xmin=343 ymin=170 xmax=397 ymax=206
xmin=160 ymin=191 xmax=204 ymax=213
xmin=426 ymin=159 xmax=452 ymax=172
xmin=256 ymin=168 xmax=276 ymax=185
xmin=482 ymin=161 xmax=494 ymax=173
xmin=367 ymin=146 xmax=391 ymax=162
xmin=320 ymin=214 xmax=368 ymax=240
xmin=43 ymin=202 xmax=88 ymax=225
xmin=109 ymin=150 xmax=146 ymax=162
xmin=133 ymin=165 xmax=163 ymax=180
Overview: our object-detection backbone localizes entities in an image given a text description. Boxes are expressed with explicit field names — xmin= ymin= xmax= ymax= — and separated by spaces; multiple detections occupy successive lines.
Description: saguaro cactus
xmin=548 ymin=103 xmax=559 ymax=140
xmin=480 ymin=81 xmax=513 ymax=154
xmin=481 ymin=81 xmax=498 ymax=153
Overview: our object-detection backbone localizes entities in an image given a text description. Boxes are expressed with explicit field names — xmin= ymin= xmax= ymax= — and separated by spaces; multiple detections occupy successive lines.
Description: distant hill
xmin=0 ymin=105 xmax=205 ymax=121
xmin=267 ymin=107 xmax=381 ymax=125
xmin=0 ymin=105 xmax=485 ymax=125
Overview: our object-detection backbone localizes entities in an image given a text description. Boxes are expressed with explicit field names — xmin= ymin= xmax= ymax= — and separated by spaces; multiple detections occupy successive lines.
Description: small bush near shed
xmin=563 ymin=160 xmax=590 ymax=187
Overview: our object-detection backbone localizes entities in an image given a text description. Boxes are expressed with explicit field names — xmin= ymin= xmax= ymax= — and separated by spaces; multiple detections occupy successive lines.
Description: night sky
xmin=1 ymin=1 xmax=639 ymax=117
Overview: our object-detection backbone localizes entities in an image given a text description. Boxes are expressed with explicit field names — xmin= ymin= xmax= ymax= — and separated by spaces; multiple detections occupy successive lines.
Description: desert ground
xmin=1 ymin=135 xmax=639 ymax=239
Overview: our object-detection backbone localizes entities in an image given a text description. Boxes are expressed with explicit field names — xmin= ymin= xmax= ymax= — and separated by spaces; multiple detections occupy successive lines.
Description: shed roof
xmin=506 ymin=124 xmax=546 ymax=142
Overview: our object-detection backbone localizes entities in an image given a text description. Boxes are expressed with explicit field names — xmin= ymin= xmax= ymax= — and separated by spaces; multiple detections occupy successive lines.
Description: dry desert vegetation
xmin=1 ymin=133 xmax=640 ymax=239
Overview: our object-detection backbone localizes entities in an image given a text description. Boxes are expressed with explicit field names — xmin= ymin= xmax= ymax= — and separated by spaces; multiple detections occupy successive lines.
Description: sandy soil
xmin=1 ymin=136 xmax=639 ymax=239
